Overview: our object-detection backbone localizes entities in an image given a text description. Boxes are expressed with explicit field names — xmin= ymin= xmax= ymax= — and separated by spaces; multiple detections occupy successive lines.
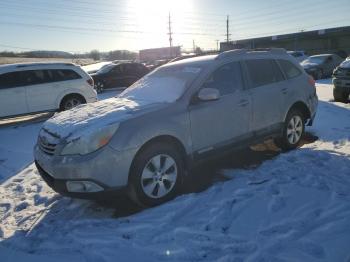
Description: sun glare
xmin=125 ymin=0 xmax=193 ymax=49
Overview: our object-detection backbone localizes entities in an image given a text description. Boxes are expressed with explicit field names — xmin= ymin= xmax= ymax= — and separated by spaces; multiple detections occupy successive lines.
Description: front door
xmin=189 ymin=61 xmax=251 ymax=154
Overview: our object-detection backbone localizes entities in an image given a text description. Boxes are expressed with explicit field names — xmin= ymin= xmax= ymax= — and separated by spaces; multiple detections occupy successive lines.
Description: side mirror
xmin=197 ymin=88 xmax=220 ymax=102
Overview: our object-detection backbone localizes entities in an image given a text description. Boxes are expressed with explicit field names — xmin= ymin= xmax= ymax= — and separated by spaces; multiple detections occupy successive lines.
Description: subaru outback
xmin=34 ymin=49 xmax=318 ymax=206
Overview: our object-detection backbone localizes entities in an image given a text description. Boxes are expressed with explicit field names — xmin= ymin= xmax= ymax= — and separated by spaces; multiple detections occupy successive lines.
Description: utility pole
xmin=226 ymin=15 xmax=231 ymax=43
xmin=216 ymin=40 xmax=219 ymax=52
xmin=193 ymin=40 xmax=196 ymax=53
xmin=168 ymin=12 xmax=173 ymax=58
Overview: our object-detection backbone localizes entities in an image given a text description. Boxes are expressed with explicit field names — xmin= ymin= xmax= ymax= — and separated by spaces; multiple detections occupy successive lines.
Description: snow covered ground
xmin=0 ymin=80 xmax=349 ymax=261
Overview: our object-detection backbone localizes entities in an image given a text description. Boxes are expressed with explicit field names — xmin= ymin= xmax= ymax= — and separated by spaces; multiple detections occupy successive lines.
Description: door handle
xmin=281 ymin=87 xmax=288 ymax=94
xmin=238 ymin=99 xmax=249 ymax=107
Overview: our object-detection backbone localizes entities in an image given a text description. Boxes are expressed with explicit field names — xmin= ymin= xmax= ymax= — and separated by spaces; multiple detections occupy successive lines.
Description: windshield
xmin=119 ymin=65 xmax=202 ymax=103
xmin=96 ymin=64 xmax=115 ymax=74
xmin=302 ymin=56 xmax=328 ymax=65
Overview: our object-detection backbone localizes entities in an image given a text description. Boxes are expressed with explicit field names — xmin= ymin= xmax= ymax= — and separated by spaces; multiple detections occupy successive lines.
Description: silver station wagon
xmin=34 ymin=48 xmax=318 ymax=206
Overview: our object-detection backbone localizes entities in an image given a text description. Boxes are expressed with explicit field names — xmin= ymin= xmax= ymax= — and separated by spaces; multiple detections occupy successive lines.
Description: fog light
xmin=66 ymin=181 xmax=104 ymax=193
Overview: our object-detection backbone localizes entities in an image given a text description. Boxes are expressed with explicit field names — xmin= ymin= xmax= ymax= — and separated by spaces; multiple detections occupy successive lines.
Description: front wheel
xmin=274 ymin=109 xmax=305 ymax=151
xmin=128 ymin=143 xmax=184 ymax=207
xmin=333 ymin=88 xmax=349 ymax=103
xmin=94 ymin=80 xmax=104 ymax=93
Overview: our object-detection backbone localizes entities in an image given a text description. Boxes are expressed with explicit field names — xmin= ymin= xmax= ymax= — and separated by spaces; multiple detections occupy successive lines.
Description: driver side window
xmin=111 ymin=65 xmax=122 ymax=74
xmin=202 ymin=61 xmax=243 ymax=96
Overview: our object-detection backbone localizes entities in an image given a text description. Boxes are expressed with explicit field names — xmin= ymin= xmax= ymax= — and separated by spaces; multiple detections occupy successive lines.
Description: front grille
xmin=38 ymin=136 xmax=57 ymax=155
xmin=334 ymin=68 xmax=350 ymax=78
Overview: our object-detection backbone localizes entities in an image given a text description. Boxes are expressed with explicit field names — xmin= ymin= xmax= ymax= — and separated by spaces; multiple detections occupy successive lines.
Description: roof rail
xmin=15 ymin=62 xmax=75 ymax=68
xmin=216 ymin=48 xmax=287 ymax=60
xmin=215 ymin=49 xmax=247 ymax=60
xmin=250 ymin=48 xmax=287 ymax=54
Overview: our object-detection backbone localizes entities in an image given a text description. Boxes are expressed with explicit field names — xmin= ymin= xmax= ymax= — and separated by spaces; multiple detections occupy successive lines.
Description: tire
xmin=94 ymin=80 xmax=104 ymax=93
xmin=274 ymin=109 xmax=305 ymax=151
xmin=128 ymin=142 xmax=184 ymax=207
xmin=60 ymin=95 xmax=86 ymax=111
xmin=333 ymin=88 xmax=349 ymax=103
xmin=314 ymin=69 xmax=323 ymax=80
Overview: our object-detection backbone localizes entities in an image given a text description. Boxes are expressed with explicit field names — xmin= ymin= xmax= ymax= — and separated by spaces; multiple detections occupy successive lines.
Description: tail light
xmin=87 ymin=78 xmax=94 ymax=87
xmin=308 ymin=75 xmax=317 ymax=96
xmin=308 ymin=75 xmax=316 ymax=87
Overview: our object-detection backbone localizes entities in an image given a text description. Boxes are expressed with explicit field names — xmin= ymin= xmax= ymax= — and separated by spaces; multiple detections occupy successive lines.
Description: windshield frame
xmin=96 ymin=64 xmax=116 ymax=74
xmin=118 ymin=64 xmax=205 ymax=103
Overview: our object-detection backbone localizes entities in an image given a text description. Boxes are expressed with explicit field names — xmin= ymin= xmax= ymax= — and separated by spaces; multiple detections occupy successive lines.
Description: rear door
xmin=109 ymin=64 xmax=124 ymax=87
xmin=243 ymin=59 xmax=285 ymax=133
xmin=122 ymin=64 xmax=139 ymax=86
xmin=22 ymin=70 xmax=57 ymax=112
xmin=189 ymin=61 xmax=251 ymax=154
xmin=0 ymin=71 xmax=28 ymax=117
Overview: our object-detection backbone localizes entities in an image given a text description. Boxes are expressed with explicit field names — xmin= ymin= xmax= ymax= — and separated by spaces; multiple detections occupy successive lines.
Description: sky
xmin=0 ymin=0 xmax=349 ymax=53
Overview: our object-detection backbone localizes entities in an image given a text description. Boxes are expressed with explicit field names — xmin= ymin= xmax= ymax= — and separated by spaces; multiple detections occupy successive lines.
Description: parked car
xmin=82 ymin=62 xmax=112 ymax=74
xmin=288 ymin=51 xmax=308 ymax=63
xmin=301 ymin=54 xmax=344 ymax=80
xmin=332 ymin=56 xmax=350 ymax=102
xmin=0 ymin=62 xmax=97 ymax=118
xmin=34 ymin=48 xmax=318 ymax=206
xmin=91 ymin=62 xmax=149 ymax=93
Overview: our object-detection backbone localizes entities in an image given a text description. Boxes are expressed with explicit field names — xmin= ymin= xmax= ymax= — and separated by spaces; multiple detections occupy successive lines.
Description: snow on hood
xmin=339 ymin=59 xmax=350 ymax=69
xmin=43 ymin=97 xmax=163 ymax=141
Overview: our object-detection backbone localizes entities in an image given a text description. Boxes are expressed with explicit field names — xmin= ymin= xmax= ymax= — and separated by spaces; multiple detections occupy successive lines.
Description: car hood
xmin=339 ymin=59 xmax=350 ymax=69
xmin=90 ymin=72 xmax=103 ymax=78
xmin=42 ymin=97 xmax=168 ymax=142
xmin=302 ymin=62 xmax=319 ymax=69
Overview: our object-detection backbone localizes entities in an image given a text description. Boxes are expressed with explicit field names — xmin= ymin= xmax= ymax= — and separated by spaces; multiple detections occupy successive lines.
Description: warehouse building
xmin=139 ymin=46 xmax=181 ymax=62
xmin=221 ymin=26 xmax=350 ymax=57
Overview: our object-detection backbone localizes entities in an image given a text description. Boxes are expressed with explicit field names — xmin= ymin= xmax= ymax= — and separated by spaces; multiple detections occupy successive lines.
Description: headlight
xmin=60 ymin=123 xmax=120 ymax=155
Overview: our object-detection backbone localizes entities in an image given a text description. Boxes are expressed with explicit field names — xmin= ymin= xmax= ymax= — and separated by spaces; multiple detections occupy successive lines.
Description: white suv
xmin=0 ymin=62 xmax=97 ymax=118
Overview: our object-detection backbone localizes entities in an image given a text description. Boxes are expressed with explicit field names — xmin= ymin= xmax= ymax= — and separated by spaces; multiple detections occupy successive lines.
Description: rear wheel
xmin=129 ymin=143 xmax=184 ymax=207
xmin=274 ymin=109 xmax=305 ymax=151
xmin=333 ymin=88 xmax=349 ymax=103
xmin=60 ymin=95 xmax=85 ymax=111
xmin=94 ymin=80 xmax=104 ymax=93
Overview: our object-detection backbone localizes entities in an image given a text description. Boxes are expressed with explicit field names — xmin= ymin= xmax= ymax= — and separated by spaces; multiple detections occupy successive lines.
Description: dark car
xmin=332 ymin=57 xmax=350 ymax=102
xmin=301 ymin=54 xmax=343 ymax=80
xmin=91 ymin=62 xmax=149 ymax=93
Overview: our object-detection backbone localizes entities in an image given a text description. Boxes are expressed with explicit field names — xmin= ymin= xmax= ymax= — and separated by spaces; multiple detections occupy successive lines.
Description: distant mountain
xmin=22 ymin=50 xmax=74 ymax=58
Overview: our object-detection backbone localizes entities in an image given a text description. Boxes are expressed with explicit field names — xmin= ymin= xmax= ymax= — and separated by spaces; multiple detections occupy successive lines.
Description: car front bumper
xmin=34 ymin=144 xmax=138 ymax=198
xmin=333 ymin=78 xmax=350 ymax=92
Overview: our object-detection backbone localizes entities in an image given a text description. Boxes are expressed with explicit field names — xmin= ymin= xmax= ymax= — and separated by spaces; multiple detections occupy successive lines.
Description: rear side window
xmin=0 ymin=72 xmax=21 ymax=89
xmin=21 ymin=70 xmax=49 ymax=86
xmin=245 ymin=59 xmax=284 ymax=88
xmin=278 ymin=60 xmax=302 ymax=79
xmin=51 ymin=69 xmax=81 ymax=82
xmin=202 ymin=61 xmax=243 ymax=96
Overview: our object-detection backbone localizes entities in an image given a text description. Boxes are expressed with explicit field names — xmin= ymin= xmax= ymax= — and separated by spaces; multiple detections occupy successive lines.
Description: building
xmin=139 ymin=46 xmax=181 ymax=62
xmin=220 ymin=26 xmax=350 ymax=56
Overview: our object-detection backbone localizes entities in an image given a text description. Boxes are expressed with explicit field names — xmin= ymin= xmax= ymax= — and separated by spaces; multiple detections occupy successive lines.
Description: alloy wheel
xmin=140 ymin=154 xmax=178 ymax=199
xmin=64 ymin=98 xmax=82 ymax=110
xmin=287 ymin=115 xmax=303 ymax=144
